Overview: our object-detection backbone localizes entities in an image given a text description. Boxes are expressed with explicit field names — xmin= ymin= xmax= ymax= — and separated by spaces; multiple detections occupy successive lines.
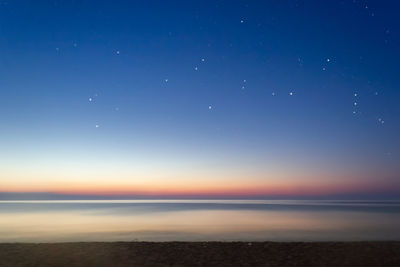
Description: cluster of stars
xmin=322 ymin=58 xmax=331 ymax=71
xmin=241 ymin=78 xmax=295 ymax=97
xmin=352 ymin=92 xmax=358 ymax=114
xmin=294 ymin=51 xmax=385 ymax=127
xmin=55 ymin=41 xmax=80 ymax=52
xmin=93 ymin=41 xmax=241 ymax=128
xmin=58 ymin=32 xmax=379 ymax=133
xmin=351 ymin=1 xmax=377 ymax=18
xmin=88 ymin=94 xmax=100 ymax=128
xmin=194 ymin=57 xmax=206 ymax=71
xmin=88 ymin=48 xmax=383 ymax=132
xmin=351 ymin=90 xmax=384 ymax=126
xmin=163 ymin=58 xmax=206 ymax=84
xmin=82 ymin=5 xmax=388 ymax=132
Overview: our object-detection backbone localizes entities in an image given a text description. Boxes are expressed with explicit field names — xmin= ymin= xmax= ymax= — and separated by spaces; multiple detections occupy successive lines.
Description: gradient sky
xmin=0 ymin=0 xmax=400 ymax=198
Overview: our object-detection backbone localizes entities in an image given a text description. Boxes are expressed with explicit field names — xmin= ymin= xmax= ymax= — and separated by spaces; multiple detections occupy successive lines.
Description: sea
xmin=1 ymin=199 xmax=399 ymax=242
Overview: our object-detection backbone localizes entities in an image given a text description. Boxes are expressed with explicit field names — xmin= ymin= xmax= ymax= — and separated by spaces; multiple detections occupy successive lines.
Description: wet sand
xmin=0 ymin=242 xmax=399 ymax=267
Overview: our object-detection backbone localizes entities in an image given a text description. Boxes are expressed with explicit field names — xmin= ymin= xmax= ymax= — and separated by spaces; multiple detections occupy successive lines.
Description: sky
xmin=0 ymin=0 xmax=399 ymax=199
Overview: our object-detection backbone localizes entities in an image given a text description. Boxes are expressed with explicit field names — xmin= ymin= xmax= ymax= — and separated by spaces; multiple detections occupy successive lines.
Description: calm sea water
xmin=1 ymin=200 xmax=400 ymax=242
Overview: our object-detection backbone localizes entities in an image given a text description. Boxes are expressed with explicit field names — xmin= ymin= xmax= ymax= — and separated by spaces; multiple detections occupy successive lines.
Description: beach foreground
xmin=0 ymin=242 xmax=399 ymax=267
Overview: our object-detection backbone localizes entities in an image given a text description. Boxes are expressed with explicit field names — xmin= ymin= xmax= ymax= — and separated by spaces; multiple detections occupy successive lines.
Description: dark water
xmin=1 ymin=200 xmax=399 ymax=242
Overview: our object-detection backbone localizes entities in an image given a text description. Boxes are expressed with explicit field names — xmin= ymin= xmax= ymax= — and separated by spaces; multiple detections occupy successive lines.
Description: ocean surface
xmin=1 ymin=199 xmax=400 ymax=242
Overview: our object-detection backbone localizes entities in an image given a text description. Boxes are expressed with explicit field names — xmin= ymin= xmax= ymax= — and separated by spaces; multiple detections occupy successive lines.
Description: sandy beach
xmin=0 ymin=241 xmax=399 ymax=267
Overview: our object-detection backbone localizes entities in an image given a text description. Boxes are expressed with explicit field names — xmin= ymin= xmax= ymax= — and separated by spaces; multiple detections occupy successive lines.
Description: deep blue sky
xmin=0 ymin=0 xmax=399 ymax=197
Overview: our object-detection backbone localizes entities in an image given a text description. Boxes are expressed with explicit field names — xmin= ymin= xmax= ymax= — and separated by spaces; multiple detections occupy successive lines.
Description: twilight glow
xmin=0 ymin=1 xmax=400 ymax=199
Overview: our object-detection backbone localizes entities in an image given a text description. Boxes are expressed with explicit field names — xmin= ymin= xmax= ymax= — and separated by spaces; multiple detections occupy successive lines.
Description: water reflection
xmin=0 ymin=200 xmax=399 ymax=242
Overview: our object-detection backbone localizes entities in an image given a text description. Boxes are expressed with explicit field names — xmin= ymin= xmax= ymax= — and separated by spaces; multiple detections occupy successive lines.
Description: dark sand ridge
xmin=0 ymin=242 xmax=400 ymax=267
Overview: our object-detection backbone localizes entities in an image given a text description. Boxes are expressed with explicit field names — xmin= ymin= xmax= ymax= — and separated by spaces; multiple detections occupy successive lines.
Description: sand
xmin=0 ymin=242 xmax=399 ymax=266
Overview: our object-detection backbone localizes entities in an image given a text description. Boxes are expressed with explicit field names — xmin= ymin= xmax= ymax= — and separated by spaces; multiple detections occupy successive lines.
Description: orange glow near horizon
xmin=1 ymin=176 xmax=399 ymax=197
xmin=1 ymin=160 xmax=399 ymax=197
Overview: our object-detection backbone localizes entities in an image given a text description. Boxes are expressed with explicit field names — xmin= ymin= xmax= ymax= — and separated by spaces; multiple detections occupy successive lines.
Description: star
xmin=95 ymin=124 xmax=100 ymax=128
xmin=354 ymin=93 xmax=358 ymax=97
xmin=116 ymin=50 xmax=120 ymax=55
xmin=208 ymin=105 xmax=212 ymax=110
xmin=322 ymin=67 xmax=326 ymax=71
xmin=289 ymin=92 xmax=294 ymax=96
xmin=240 ymin=19 xmax=244 ymax=23
xmin=88 ymin=97 xmax=93 ymax=102
xmin=165 ymin=79 xmax=168 ymax=82
xmin=272 ymin=92 xmax=276 ymax=96
xmin=194 ymin=66 xmax=198 ymax=71
xmin=354 ymin=102 xmax=357 ymax=106
xmin=243 ymin=79 xmax=246 ymax=83
xmin=326 ymin=58 xmax=331 ymax=62
xmin=201 ymin=58 xmax=205 ymax=62
xmin=73 ymin=43 xmax=77 ymax=47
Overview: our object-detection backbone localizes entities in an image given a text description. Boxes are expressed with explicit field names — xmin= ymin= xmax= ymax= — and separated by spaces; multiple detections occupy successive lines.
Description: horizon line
xmin=1 ymin=191 xmax=400 ymax=201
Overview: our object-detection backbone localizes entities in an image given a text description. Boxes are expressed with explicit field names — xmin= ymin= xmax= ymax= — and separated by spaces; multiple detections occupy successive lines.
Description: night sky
xmin=0 ymin=0 xmax=399 ymax=198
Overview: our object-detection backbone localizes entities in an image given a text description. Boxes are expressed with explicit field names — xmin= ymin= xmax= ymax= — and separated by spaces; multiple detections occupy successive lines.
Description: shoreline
xmin=1 ymin=241 xmax=399 ymax=266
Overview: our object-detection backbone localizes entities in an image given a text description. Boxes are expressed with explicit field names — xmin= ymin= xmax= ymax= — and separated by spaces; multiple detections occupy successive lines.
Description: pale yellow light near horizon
xmin=1 ymin=161 xmax=390 ymax=196
xmin=1 ymin=145 xmax=398 ymax=196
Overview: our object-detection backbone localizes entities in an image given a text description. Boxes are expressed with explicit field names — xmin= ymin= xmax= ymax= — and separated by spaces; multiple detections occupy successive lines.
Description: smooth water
xmin=1 ymin=200 xmax=400 ymax=242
